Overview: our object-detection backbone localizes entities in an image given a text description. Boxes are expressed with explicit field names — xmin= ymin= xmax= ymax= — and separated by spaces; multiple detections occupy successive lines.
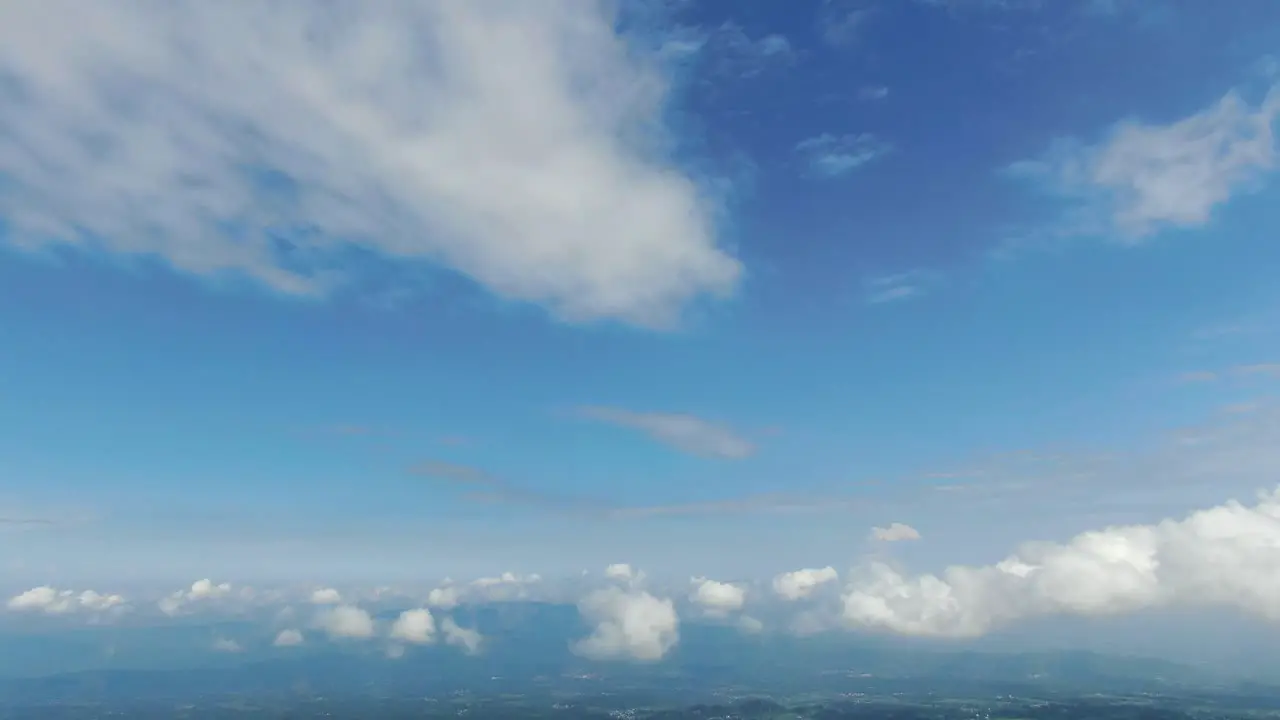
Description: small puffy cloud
xmin=318 ymin=605 xmax=375 ymax=640
xmin=426 ymin=585 xmax=461 ymax=609
xmin=604 ymin=563 xmax=637 ymax=581
xmin=440 ymin=616 xmax=482 ymax=654
xmin=871 ymin=522 xmax=922 ymax=542
xmin=273 ymin=629 xmax=304 ymax=647
xmin=796 ymin=133 xmax=892 ymax=178
xmin=7 ymin=586 xmax=126 ymax=615
xmin=737 ymin=615 xmax=765 ymax=634
xmin=573 ymin=586 xmax=679 ymax=662
xmin=0 ymin=1 xmax=741 ymax=328
xmin=212 ymin=637 xmax=242 ymax=653
xmin=309 ymin=588 xmax=342 ymax=605
xmin=389 ymin=608 xmax=436 ymax=645
xmin=689 ymin=577 xmax=746 ymax=616
xmin=159 ymin=579 xmax=232 ymax=616
xmin=840 ymin=487 xmax=1280 ymax=637
xmin=1011 ymin=84 xmax=1280 ymax=240
xmin=772 ymin=566 xmax=839 ymax=601
xmin=579 ymin=407 xmax=754 ymax=459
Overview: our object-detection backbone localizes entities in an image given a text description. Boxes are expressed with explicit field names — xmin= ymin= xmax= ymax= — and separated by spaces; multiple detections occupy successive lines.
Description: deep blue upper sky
xmin=1 ymin=0 xmax=1280 ymax=654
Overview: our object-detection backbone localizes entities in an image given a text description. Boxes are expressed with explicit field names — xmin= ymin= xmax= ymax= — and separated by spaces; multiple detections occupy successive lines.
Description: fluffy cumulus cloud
xmin=573 ymin=584 xmax=680 ymax=661
xmin=0 ymin=0 xmax=740 ymax=328
xmin=317 ymin=605 xmax=376 ymax=639
xmin=772 ymin=566 xmax=839 ymax=600
xmin=1012 ymin=83 xmax=1280 ymax=240
xmin=389 ymin=608 xmax=436 ymax=645
xmin=578 ymin=407 xmax=755 ymax=460
xmin=871 ymin=522 xmax=922 ymax=542
xmin=158 ymin=579 xmax=233 ymax=616
xmin=426 ymin=585 xmax=462 ymax=610
xmin=273 ymin=628 xmax=305 ymax=647
xmin=689 ymin=576 xmax=746 ymax=616
xmin=309 ymin=588 xmax=342 ymax=605
xmin=839 ymin=487 xmax=1280 ymax=637
xmin=7 ymin=587 xmax=126 ymax=614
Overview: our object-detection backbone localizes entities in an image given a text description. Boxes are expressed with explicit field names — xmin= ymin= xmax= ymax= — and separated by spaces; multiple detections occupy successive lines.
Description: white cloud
xmin=737 ymin=614 xmax=765 ymax=634
xmin=1012 ymin=84 xmax=1280 ymax=240
xmin=158 ymin=579 xmax=233 ymax=616
xmin=426 ymin=585 xmax=461 ymax=610
xmin=573 ymin=585 xmax=679 ymax=661
xmin=212 ymin=637 xmax=243 ymax=653
xmin=0 ymin=0 xmax=741 ymax=328
xmin=309 ymin=588 xmax=342 ymax=605
xmin=871 ymin=522 xmax=922 ymax=542
xmin=317 ymin=605 xmax=375 ymax=639
xmin=689 ymin=576 xmax=746 ymax=616
xmin=840 ymin=486 xmax=1280 ymax=637
xmin=7 ymin=586 xmax=126 ymax=614
xmin=440 ymin=616 xmax=483 ymax=654
xmin=579 ymin=407 xmax=755 ymax=459
xmin=796 ymin=133 xmax=893 ymax=177
xmin=604 ymin=563 xmax=638 ymax=581
xmin=772 ymin=566 xmax=839 ymax=600
xmin=390 ymin=608 xmax=436 ymax=645
xmin=273 ymin=628 xmax=304 ymax=647
xmin=864 ymin=270 xmax=935 ymax=305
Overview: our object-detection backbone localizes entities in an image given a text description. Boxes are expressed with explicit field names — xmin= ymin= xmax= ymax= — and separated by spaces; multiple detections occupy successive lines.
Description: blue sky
xmin=2 ymin=0 xmax=1280 ymax=656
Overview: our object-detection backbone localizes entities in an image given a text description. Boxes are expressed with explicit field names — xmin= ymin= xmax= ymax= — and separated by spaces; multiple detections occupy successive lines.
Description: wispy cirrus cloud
xmin=858 ymin=86 xmax=889 ymax=102
xmin=1008 ymin=82 xmax=1280 ymax=242
xmin=655 ymin=20 xmax=794 ymax=80
xmin=409 ymin=459 xmax=870 ymax=519
xmin=796 ymin=133 xmax=893 ymax=178
xmin=1176 ymin=363 xmax=1280 ymax=384
xmin=818 ymin=5 xmax=873 ymax=47
xmin=408 ymin=461 xmax=605 ymax=513
xmin=577 ymin=406 xmax=755 ymax=459
xmin=863 ymin=270 xmax=937 ymax=305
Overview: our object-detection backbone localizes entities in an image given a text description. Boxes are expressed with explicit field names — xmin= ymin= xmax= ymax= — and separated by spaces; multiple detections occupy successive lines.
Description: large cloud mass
xmin=840 ymin=488 xmax=1280 ymax=637
xmin=573 ymin=585 xmax=679 ymax=661
xmin=0 ymin=0 xmax=740 ymax=327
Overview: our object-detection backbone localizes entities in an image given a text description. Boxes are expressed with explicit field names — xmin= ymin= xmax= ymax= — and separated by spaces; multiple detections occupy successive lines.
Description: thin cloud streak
xmin=576 ymin=406 xmax=756 ymax=460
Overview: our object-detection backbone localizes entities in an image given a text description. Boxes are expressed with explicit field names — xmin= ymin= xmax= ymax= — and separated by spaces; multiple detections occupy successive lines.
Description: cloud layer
xmin=0 ymin=0 xmax=740 ymax=327
xmin=8 ymin=484 xmax=1280 ymax=665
